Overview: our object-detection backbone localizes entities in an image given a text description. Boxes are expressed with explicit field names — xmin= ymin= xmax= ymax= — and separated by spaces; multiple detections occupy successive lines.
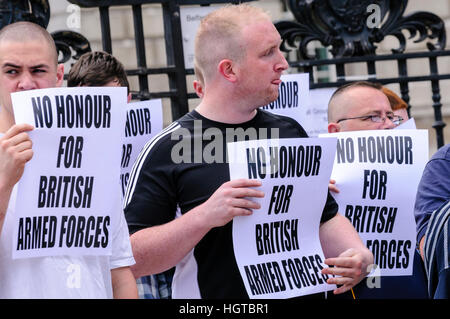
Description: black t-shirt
xmin=124 ymin=109 xmax=338 ymax=298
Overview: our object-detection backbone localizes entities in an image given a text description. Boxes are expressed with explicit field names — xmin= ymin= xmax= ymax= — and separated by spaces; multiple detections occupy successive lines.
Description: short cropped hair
xmin=329 ymin=81 xmax=383 ymax=102
xmin=68 ymin=51 xmax=129 ymax=93
xmin=0 ymin=21 xmax=58 ymax=65
xmin=328 ymin=81 xmax=383 ymax=122
xmin=194 ymin=4 xmax=270 ymax=83
xmin=382 ymin=87 xmax=408 ymax=111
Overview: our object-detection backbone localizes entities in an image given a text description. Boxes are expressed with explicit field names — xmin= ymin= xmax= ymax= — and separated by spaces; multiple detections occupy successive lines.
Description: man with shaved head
xmin=327 ymin=81 xmax=399 ymax=132
xmin=326 ymin=81 xmax=428 ymax=299
xmin=125 ymin=4 xmax=373 ymax=299
xmin=0 ymin=21 xmax=63 ymax=236
xmin=0 ymin=22 xmax=137 ymax=298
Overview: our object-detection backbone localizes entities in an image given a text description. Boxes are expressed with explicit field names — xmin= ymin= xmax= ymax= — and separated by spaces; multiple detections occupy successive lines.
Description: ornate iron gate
xmin=276 ymin=0 xmax=448 ymax=148
xmin=1 ymin=0 xmax=448 ymax=147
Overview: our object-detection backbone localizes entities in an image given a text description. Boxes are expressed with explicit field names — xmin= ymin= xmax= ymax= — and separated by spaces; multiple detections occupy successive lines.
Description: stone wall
xmin=46 ymin=0 xmax=450 ymax=155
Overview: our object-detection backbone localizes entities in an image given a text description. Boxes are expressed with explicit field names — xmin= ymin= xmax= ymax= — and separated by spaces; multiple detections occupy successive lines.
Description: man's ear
xmin=217 ymin=59 xmax=237 ymax=83
xmin=55 ymin=64 xmax=64 ymax=87
xmin=328 ymin=122 xmax=341 ymax=133
xmin=193 ymin=80 xmax=204 ymax=98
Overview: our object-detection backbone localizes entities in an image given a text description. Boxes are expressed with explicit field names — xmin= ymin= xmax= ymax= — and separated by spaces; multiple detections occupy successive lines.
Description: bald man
xmin=326 ymin=81 xmax=428 ymax=299
xmin=327 ymin=81 xmax=400 ymax=133
xmin=0 ymin=22 xmax=137 ymax=298
xmin=0 ymin=21 xmax=63 ymax=236
xmin=327 ymin=81 xmax=401 ymax=193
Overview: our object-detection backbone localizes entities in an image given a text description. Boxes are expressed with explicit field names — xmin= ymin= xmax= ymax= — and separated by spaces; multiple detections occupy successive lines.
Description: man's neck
xmin=195 ymin=102 xmax=257 ymax=124
xmin=195 ymin=94 xmax=258 ymax=124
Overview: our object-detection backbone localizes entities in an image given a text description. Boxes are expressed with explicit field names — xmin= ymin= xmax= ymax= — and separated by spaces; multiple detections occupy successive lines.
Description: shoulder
xmin=256 ymin=109 xmax=308 ymax=137
xmin=430 ymin=143 xmax=450 ymax=161
xmin=425 ymin=144 xmax=450 ymax=174
xmin=138 ymin=115 xmax=194 ymax=159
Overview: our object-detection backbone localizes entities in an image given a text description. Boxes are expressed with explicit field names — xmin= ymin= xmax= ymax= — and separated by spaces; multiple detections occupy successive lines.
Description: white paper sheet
xmin=227 ymin=137 xmax=338 ymax=298
xmin=319 ymin=129 xmax=428 ymax=276
xmin=11 ymin=87 xmax=127 ymax=258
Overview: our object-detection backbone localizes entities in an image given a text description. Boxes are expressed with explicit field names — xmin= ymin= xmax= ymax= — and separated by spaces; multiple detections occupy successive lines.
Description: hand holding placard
xmin=0 ymin=124 xmax=34 ymax=189
xmin=197 ymin=179 xmax=264 ymax=229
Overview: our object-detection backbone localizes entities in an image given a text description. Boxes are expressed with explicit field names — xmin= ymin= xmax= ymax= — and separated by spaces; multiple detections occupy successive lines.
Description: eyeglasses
xmin=337 ymin=114 xmax=404 ymax=126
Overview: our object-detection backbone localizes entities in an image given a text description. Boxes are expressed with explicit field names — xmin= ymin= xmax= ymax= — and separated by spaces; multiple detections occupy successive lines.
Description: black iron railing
xmin=1 ymin=0 xmax=447 ymax=147
xmin=68 ymin=0 xmax=255 ymax=120
xmin=276 ymin=0 xmax=448 ymax=148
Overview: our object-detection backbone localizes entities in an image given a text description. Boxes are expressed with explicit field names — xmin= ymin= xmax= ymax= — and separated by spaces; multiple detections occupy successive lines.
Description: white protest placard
xmin=395 ymin=117 xmax=416 ymax=130
xmin=261 ymin=73 xmax=309 ymax=122
xmin=261 ymin=75 xmax=335 ymax=137
xmin=121 ymin=99 xmax=163 ymax=197
xmin=304 ymin=88 xmax=336 ymax=137
xmin=227 ymin=137 xmax=337 ymax=299
xmin=180 ymin=5 xmax=222 ymax=69
xmin=11 ymin=87 xmax=127 ymax=259
xmin=319 ymin=129 xmax=428 ymax=276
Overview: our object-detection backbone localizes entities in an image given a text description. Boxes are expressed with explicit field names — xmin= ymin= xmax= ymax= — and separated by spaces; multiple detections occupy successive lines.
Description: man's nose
xmin=17 ymin=73 xmax=36 ymax=91
xmin=276 ymin=49 xmax=289 ymax=72
xmin=383 ymin=117 xmax=396 ymax=129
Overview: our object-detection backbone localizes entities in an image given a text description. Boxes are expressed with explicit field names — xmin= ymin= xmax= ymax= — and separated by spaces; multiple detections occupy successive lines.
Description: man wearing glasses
xmin=326 ymin=81 xmax=428 ymax=299
xmin=327 ymin=81 xmax=402 ymax=132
